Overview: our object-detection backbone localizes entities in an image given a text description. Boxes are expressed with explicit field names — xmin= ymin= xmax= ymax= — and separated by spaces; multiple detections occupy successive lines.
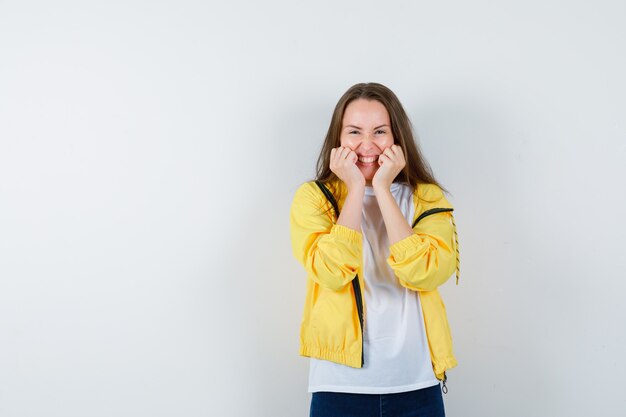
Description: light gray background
xmin=1 ymin=1 xmax=625 ymax=416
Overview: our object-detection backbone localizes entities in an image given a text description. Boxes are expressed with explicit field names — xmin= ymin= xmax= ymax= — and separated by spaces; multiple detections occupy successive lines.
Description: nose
xmin=359 ymin=135 xmax=376 ymax=151
xmin=358 ymin=133 xmax=372 ymax=145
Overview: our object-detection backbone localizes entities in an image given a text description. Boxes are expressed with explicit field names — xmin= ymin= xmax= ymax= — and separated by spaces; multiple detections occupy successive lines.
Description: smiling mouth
xmin=357 ymin=159 xmax=378 ymax=166
xmin=357 ymin=155 xmax=378 ymax=163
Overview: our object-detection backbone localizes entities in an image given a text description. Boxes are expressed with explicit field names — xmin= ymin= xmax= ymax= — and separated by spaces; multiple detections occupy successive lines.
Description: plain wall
xmin=1 ymin=1 xmax=625 ymax=416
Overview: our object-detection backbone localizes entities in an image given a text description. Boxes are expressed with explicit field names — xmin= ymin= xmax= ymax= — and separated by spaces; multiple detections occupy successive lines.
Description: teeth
xmin=358 ymin=156 xmax=377 ymax=163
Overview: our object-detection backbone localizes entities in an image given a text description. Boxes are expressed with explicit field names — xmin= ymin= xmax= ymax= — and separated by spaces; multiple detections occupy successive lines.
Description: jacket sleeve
xmin=386 ymin=185 xmax=457 ymax=292
xmin=289 ymin=181 xmax=362 ymax=291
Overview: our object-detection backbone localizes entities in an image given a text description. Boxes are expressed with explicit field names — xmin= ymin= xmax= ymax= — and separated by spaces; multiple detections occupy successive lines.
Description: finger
xmin=334 ymin=147 xmax=347 ymax=165
xmin=392 ymin=145 xmax=406 ymax=163
xmin=390 ymin=144 xmax=403 ymax=156
xmin=330 ymin=147 xmax=341 ymax=169
xmin=339 ymin=147 xmax=352 ymax=161
xmin=383 ymin=148 xmax=395 ymax=161
xmin=396 ymin=147 xmax=406 ymax=163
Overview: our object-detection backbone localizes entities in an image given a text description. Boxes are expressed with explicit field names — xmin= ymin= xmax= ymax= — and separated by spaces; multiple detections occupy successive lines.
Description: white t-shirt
xmin=308 ymin=182 xmax=440 ymax=394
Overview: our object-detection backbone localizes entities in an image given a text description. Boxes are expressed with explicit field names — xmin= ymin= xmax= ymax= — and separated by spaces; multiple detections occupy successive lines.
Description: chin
xmin=360 ymin=167 xmax=378 ymax=178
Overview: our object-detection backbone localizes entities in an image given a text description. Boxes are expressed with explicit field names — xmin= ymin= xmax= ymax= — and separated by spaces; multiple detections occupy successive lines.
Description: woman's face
xmin=340 ymin=99 xmax=394 ymax=185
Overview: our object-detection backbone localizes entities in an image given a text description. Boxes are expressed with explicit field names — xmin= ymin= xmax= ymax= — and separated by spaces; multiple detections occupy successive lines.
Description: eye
xmin=349 ymin=130 xmax=359 ymax=134
xmin=375 ymin=130 xmax=386 ymax=134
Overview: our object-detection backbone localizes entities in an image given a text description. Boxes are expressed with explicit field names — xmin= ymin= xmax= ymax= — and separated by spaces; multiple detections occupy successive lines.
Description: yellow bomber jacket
xmin=289 ymin=179 xmax=460 ymax=383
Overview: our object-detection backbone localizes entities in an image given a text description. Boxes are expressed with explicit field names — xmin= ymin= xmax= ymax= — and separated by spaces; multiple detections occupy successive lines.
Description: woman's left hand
xmin=372 ymin=144 xmax=406 ymax=190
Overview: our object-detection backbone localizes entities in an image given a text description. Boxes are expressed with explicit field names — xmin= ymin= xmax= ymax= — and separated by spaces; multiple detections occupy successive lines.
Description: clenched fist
xmin=330 ymin=147 xmax=365 ymax=191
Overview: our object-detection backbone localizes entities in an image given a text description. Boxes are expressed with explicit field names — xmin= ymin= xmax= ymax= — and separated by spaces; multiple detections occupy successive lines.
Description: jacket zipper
xmin=352 ymin=274 xmax=365 ymax=367
xmin=441 ymin=371 xmax=448 ymax=394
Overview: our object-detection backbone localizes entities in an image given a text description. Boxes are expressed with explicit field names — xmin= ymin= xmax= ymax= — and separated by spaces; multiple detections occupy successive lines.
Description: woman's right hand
xmin=330 ymin=147 xmax=365 ymax=190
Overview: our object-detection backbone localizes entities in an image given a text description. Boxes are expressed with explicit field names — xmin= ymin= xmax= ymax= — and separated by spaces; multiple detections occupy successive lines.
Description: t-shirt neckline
xmin=364 ymin=182 xmax=403 ymax=196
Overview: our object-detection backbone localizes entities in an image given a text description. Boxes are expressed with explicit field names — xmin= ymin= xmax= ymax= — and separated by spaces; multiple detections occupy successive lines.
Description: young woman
xmin=289 ymin=82 xmax=460 ymax=417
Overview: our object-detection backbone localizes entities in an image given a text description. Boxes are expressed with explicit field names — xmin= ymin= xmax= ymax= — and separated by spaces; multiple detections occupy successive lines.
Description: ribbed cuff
xmin=389 ymin=233 xmax=421 ymax=259
xmin=331 ymin=223 xmax=362 ymax=244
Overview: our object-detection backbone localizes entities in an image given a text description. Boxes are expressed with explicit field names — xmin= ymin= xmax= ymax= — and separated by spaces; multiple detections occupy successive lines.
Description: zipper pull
xmin=441 ymin=371 xmax=448 ymax=394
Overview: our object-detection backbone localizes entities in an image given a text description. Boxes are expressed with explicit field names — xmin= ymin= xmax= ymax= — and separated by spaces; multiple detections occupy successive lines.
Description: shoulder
xmin=293 ymin=179 xmax=345 ymax=201
xmin=290 ymin=182 xmax=321 ymax=221
xmin=291 ymin=180 xmax=340 ymax=222
xmin=293 ymin=181 xmax=320 ymax=203
xmin=415 ymin=183 xmax=444 ymax=200
xmin=294 ymin=180 xmax=316 ymax=193
xmin=291 ymin=180 xmax=333 ymax=208
xmin=413 ymin=183 xmax=453 ymax=210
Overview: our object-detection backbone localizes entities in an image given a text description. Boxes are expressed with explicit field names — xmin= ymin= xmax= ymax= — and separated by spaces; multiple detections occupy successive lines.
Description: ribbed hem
xmin=299 ymin=344 xmax=362 ymax=369
xmin=330 ymin=223 xmax=362 ymax=244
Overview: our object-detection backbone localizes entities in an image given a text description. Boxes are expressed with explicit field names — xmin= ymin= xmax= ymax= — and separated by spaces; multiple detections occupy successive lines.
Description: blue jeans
xmin=309 ymin=383 xmax=445 ymax=417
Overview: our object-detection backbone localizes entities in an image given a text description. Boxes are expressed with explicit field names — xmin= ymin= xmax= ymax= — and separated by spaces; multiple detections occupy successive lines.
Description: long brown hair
xmin=314 ymin=82 xmax=449 ymax=203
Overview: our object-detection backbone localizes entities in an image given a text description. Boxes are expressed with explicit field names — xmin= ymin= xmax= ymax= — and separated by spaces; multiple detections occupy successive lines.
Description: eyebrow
xmin=344 ymin=124 xmax=389 ymax=130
